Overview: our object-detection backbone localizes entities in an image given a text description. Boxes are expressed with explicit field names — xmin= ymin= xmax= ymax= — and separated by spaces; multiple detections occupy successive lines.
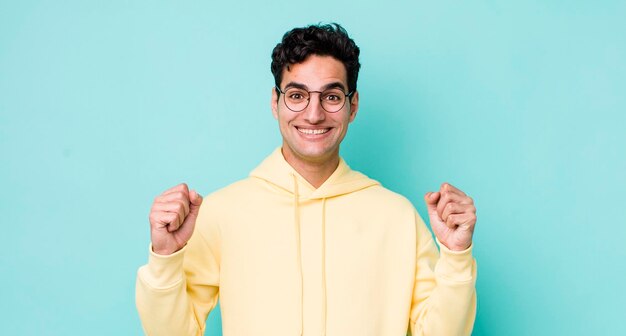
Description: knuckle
xmin=174 ymin=202 xmax=184 ymax=213
xmin=178 ymin=198 xmax=189 ymax=208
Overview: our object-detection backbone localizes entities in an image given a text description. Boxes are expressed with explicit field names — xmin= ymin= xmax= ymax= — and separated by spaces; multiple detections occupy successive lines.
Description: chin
xmin=297 ymin=147 xmax=337 ymax=163
xmin=283 ymin=137 xmax=340 ymax=164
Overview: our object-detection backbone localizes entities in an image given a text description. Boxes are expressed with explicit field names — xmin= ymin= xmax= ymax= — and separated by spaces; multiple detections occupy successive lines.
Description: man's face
xmin=271 ymin=54 xmax=359 ymax=166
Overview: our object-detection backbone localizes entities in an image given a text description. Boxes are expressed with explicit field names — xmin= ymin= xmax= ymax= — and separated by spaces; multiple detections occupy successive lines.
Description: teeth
xmin=298 ymin=128 xmax=329 ymax=135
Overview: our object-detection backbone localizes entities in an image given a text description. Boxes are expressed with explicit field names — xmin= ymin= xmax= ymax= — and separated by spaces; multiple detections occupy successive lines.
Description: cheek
xmin=336 ymin=115 xmax=352 ymax=128
xmin=278 ymin=113 xmax=295 ymax=129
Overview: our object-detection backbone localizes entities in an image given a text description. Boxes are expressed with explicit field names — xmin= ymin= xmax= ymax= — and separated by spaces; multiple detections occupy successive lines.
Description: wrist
xmin=438 ymin=240 xmax=471 ymax=252
xmin=151 ymin=244 xmax=185 ymax=256
xmin=447 ymin=243 xmax=472 ymax=251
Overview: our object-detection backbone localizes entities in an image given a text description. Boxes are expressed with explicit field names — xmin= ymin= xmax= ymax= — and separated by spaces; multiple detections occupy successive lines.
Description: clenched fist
xmin=149 ymin=183 xmax=203 ymax=255
xmin=424 ymin=182 xmax=477 ymax=251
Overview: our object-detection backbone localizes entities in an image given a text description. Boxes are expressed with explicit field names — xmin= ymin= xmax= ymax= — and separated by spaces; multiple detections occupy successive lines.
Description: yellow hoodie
xmin=136 ymin=148 xmax=477 ymax=335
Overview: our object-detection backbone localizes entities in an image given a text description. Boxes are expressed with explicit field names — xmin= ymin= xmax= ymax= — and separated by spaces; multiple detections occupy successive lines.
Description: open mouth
xmin=296 ymin=127 xmax=331 ymax=135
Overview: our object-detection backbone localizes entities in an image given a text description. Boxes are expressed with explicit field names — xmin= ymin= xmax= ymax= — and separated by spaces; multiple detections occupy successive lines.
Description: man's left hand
xmin=424 ymin=183 xmax=477 ymax=251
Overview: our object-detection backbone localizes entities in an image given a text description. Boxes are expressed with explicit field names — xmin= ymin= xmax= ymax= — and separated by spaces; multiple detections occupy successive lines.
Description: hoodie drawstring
xmin=292 ymin=174 xmax=304 ymax=336
xmin=292 ymin=174 xmax=329 ymax=336
xmin=321 ymin=197 xmax=327 ymax=336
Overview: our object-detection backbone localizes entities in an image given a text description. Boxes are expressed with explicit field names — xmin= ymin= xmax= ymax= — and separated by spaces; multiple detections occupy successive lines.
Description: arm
xmin=135 ymin=184 xmax=220 ymax=336
xmin=409 ymin=182 xmax=478 ymax=335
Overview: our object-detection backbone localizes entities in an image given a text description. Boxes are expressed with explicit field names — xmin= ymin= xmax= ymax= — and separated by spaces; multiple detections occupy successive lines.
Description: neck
xmin=281 ymin=147 xmax=339 ymax=189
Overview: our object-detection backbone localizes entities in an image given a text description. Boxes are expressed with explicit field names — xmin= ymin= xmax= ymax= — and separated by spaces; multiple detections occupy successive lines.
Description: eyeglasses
xmin=275 ymin=86 xmax=354 ymax=113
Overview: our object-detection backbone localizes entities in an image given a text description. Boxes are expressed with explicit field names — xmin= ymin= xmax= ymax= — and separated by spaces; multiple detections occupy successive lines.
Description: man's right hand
xmin=149 ymin=183 xmax=203 ymax=255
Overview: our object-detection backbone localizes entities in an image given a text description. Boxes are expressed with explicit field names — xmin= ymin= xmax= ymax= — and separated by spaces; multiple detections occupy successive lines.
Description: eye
xmin=289 ymin=93 xmax=304 ymax=100
xmin=322 ymin=90 xmax=343 ymax=103
xmin=286 ymin=89 xmax=307 ymax=101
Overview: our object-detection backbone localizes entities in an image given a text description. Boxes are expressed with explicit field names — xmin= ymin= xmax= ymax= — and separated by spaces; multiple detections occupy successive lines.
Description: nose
xmin=303 ymin=94 xmax=326 ymax=124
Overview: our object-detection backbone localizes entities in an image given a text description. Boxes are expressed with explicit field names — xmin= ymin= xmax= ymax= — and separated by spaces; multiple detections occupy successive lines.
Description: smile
xmin=296 ymin=127 xmax=331 ymax=135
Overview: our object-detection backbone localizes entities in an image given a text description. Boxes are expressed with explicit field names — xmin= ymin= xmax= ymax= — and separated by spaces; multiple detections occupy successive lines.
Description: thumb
xmin=424 ymin=191 xmax=440 ymax=211
xmin=189 ymin=190 xmax=203 ymax=211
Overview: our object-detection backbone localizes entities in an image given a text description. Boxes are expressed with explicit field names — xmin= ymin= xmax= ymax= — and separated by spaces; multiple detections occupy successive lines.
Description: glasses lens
xmin=320 ymin=89 xmax=346 ymax=113
xmin=284 ymin=88 xmax=309 ymax=112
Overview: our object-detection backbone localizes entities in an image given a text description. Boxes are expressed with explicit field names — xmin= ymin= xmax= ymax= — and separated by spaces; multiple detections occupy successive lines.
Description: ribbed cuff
xmin=434 ymin=239 xmax=475 ymax=283
xmin=139 ymin=244 xmax=187 ymax=289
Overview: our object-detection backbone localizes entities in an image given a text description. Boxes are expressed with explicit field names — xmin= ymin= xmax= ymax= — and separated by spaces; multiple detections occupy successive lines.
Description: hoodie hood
xmin=249 ymin=147 xmax=380 ymax=199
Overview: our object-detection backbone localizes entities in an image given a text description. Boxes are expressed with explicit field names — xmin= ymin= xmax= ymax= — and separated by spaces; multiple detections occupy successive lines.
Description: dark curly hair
xmin=271 ymin=23 xmax=361 ymax=94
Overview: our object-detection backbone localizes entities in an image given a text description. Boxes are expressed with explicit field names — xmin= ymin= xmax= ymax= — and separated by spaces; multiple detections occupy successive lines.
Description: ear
xmin=348 ymin=90 xmax=359 ymax=123
xmin=271 ymin=87 xmax=279 ymax=119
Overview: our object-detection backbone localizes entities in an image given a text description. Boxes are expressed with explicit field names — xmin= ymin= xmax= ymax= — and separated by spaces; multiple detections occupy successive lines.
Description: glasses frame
xmin=275 ymin=86 xmax=354 ymax=113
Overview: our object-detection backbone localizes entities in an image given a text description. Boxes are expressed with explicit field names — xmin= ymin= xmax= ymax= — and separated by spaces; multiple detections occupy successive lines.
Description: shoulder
xmin=349 ymin=182 xmax=416 ymax=214
xmin=200 ymin=177 xmax=259 ymax=207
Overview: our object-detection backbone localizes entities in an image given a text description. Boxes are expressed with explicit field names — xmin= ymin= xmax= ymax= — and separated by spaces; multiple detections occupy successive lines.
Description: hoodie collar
xmin=249 ymin=147 xmax=380 ymax=200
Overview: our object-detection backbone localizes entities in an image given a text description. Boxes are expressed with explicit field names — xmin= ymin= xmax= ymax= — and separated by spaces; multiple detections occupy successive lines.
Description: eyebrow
xmin=283 ymin=81 xmax=348 ymax=92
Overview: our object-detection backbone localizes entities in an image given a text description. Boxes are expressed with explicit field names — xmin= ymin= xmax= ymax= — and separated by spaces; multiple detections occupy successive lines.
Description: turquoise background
xmin=1 ymin=0 xmax=625 ymax=335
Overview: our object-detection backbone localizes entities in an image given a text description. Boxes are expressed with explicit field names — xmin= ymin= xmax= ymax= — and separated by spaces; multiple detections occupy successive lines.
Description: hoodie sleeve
xmin=135 ymin=201 xmax=221 ymax=336
xmin=408 ymin=212 xmax=477 ymax=336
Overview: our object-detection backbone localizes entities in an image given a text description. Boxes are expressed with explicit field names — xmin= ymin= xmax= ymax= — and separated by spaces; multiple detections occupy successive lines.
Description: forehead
xmin=281 ymin=55 xmax=347 ymax=89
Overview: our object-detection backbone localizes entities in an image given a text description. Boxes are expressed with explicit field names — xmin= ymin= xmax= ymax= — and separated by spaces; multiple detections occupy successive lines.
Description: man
xmin=136 ymin=23 xmax=477 ymax=336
